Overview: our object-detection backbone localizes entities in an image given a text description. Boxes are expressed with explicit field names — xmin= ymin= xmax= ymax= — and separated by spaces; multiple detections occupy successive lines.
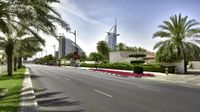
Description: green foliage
xmin=0 ymin=67 xmax=25 ymax=112
xmin=160 ymin=65 xmax=176 ymax=73
xmin=33 ymin=54 xmax=56 ymax=65
xmin=116 ymin=42 xmax=126 ymax=51
xmin=89 ymin=52 xmax=104 ymax=63
xmin=131 ymin=60 xmax=145 ymax=64
xmin=153 ymin=14 xmax=200 ymax=63
xmin=0 ymin=0 xmax=70 ymax=75
xmin=97 ymin=41 xmax=109 ymax=59
xmin=80 ymin=62 xmax=161 ymax=72
xmin=64 ymin=53 xmax=73 ymax=59
xmin=115 ymin=42 xmax=147 ymax=52
xmin=78 ymin=52 xmax=87 ymax=62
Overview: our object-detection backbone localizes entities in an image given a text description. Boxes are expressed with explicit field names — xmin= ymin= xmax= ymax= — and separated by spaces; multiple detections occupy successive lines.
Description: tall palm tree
xmin=0 ymin=0 xmax=70 ymax=76
xmin=97 ymin=41 xmax=109 ymax=59
xmin=153 ymin=14 xmax=200 ymax=73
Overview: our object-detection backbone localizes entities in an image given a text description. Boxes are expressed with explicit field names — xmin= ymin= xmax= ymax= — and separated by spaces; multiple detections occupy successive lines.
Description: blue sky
xmin=42 ymin=0 xmax=200 ymax=56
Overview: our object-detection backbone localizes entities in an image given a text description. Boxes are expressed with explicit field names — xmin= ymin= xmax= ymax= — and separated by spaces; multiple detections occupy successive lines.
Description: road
xmin=29 ymin=64 xmax=200 ymax=112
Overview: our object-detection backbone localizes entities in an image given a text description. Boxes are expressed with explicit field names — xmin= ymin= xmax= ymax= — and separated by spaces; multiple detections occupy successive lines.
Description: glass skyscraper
xmin=58 ymin=34 xmax=84 ymax=58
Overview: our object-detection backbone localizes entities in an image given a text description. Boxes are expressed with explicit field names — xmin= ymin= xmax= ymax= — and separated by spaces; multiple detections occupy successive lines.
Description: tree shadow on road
xmin=34 ymin=88 xmax=85 ymax=112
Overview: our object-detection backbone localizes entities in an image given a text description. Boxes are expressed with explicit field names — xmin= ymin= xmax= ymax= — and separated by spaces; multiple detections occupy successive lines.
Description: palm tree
xmin=97 ymin=41 xmax=109 ymax=59
xmin=14 ymin=37 xmax=43 ymax=69
xmin=116 ymin=42 xmax=126 ymax=51
xmin=153 ymin=14 xmax=200 ymax=74
xmin=0 ymin=0 xmax=70 ymax=76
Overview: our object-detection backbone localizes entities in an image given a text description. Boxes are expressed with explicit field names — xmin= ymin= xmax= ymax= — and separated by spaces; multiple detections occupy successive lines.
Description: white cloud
xmin=59 ymin=0 xmax=105 ymax=26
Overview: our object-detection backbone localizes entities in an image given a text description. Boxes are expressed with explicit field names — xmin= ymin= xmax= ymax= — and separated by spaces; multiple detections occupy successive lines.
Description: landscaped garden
xmin=80 ymin=62 xmax=175 ymax=73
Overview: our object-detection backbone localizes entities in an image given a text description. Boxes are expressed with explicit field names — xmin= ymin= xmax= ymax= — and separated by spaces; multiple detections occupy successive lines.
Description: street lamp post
xmin=70 ymin=30 xmax=78 ymax=60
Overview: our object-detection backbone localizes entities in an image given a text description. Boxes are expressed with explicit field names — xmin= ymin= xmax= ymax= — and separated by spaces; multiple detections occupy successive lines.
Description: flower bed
xmin=90 ymin=69 xmax=155 ymax=77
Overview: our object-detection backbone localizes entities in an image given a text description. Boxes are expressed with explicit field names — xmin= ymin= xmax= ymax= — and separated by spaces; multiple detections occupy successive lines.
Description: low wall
xmin=190 ymin=61 xmax=200 ymax=69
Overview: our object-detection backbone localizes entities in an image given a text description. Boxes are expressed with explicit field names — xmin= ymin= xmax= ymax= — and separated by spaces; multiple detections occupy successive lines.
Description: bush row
xmin=80 ymin=62 xmax=175 ymax=73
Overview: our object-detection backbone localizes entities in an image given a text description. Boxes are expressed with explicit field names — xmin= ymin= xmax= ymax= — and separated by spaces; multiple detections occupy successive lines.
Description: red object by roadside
xmin=90 ymin=69 xmax=155 ymax=77
xmin=74 ymin=52 xmax=78 ymax=60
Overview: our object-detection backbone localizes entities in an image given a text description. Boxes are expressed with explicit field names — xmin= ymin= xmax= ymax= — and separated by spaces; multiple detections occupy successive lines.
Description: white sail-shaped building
xmin=106 ymin=19 xmax=120 ymax=50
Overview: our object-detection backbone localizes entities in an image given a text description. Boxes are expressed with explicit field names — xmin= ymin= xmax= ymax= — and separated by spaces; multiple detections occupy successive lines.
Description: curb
xmin=18 ymin=68 xmax=39 ymax=112
xmin=63 ymin=66 xmax=200 ymax=86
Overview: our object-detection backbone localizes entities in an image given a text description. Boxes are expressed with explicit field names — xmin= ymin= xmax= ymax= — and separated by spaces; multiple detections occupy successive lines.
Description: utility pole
xmin=70 ymin=30 xmax=78 ymax=60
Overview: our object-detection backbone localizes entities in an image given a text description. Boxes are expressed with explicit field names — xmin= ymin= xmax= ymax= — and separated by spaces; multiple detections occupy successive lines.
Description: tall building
xmin=58 ymin=34 xmax=66 ymax=58
xmin=58 ymin=34 xmax=84 ymax=58
xmin=106 ymin=19 xmax=120 ymax=50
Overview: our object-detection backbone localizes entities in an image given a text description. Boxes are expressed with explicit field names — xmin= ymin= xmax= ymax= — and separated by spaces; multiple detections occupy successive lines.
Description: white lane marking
xmin=181 ymin=85 xmax=192 ymax=88
xmin=65 ymin=77 xmax=71 ymax=81
xmin=138 ymin=87 xmax=160 ymax=92
xmin=94 ymin=89 xmax=113 ymax=98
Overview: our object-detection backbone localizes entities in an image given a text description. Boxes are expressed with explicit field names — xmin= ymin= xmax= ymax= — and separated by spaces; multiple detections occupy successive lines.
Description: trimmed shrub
xmin=134 ymin=66 xmax=143 ymax=74
xmin=160 ymin=65 xmax=175 ymax=73
xmin=80 ymin=62 xmax=162 ymax=72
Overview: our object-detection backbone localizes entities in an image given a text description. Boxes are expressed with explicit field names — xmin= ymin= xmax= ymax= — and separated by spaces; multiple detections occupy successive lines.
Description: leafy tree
xmin=65 ymin=53 xmax=74 ymax=60
xmin=89 ymin=52 xmax=104 ymax=69
xmin=153 ymin=14 xmax=200 ymax=73
xmin=115 ymin=42 xmax=147 ymax=52
xmin=97 ymin=41 xmax=109 ymax=59
xmin=78 ymin=52 xmax=87 ymax=62
xmin=15 ymin=37 xmax=43 ymax=69
xmin=43 ymin=54 xmax=55 ymax=65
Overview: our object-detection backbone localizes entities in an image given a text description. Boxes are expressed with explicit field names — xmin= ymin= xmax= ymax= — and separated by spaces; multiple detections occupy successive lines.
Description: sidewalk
xmin=18 ymin=68 xmax=38 ymax=112
xmin=63 ymin=66 xmax=200 ymax=86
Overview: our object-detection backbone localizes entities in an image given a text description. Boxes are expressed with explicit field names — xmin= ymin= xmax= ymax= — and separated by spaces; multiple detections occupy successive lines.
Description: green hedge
xmin=80 ymin=62 xmax=161 ymax=72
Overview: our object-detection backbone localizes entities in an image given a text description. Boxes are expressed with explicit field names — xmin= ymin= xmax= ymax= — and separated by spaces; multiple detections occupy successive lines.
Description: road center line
xmin=181 ymin=85 xmax=192 ymax=88
xmin=138 ymin=87 xmax=160 ymax=92
xmin=65 ymin=78 xmax=71 ymax=81
xmin=94 ymin=89 xmax=113 ymax=98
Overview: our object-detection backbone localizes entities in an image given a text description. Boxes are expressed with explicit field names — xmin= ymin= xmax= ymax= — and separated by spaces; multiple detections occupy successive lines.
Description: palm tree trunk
xmin=181 ymin=44 xmax=187 ymax=74
xmin=18 ymin=57 xmax=22 ymax=69
xmin=6 ymin=45 xmax=14 ymax=76
xmin=14 ymin=57 xmax=17 ymax=71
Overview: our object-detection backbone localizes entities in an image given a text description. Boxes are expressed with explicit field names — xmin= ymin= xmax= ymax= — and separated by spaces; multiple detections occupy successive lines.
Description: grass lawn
xmin=0 ymin=67 xmax=25 ymax=112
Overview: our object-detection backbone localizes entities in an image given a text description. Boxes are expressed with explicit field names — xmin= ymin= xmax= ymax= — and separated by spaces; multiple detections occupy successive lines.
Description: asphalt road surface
xmin=28 ymin=64 xmax=200 ymax=112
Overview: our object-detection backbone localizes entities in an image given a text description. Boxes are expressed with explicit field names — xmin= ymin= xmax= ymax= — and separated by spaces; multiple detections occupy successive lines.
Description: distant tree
xmin=78 ymin=52 xmax=87 ymax=62
xmin=89 ymin=52 xmax=104 ymax=69
xmin=116 ymin=42 xmax=126 ymax=51
xmin=153 ymin=14 xmax=200 ymax=74
xmin=97 ymin=41 xmax=109 ymax=59
xmin=65 ymin=53 xmax=73 ymax=60
xmin=43 ymin=54 xmax=54 ymax=65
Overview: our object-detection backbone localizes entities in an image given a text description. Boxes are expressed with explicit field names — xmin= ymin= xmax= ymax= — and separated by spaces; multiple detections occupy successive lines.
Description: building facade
xmin=109 ymin=51 xmax=155 ymax=63
xmin=58 ymin=34 xmax=84 ymax=58
xmin=58 ymin=35 xmax=66 ymax=58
